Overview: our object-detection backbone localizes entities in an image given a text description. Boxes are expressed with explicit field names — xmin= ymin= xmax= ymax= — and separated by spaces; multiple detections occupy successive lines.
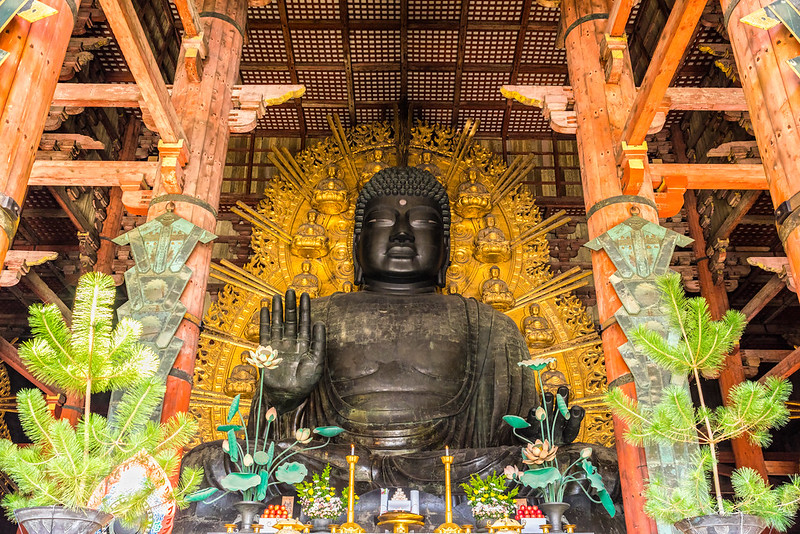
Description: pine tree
xmin=605 ymin=272 xmax=800 ymax=530
xmin=0 ymin=272 xmax=202 ymax=524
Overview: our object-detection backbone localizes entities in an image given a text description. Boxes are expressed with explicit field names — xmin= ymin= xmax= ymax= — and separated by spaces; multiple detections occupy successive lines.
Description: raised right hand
xmin=256 ymin=289 xmax=325 ymax=414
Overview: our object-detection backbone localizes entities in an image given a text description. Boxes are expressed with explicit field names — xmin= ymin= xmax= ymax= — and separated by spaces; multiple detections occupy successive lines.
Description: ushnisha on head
xmin=353 ymin=167 xmax=451 ymax=291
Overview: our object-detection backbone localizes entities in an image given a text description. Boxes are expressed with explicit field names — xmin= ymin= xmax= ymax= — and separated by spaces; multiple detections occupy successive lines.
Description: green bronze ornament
xmin=585 ymin=214 xmax=694 ymax=534
xmin=110 ymin=210 xmax=216 ymax=420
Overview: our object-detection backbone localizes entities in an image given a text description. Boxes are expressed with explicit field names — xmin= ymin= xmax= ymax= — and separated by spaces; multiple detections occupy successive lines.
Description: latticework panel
xmin=464 ymin=30 xmax=518 ymax=64
xmin=292 ymin=29 xmax=344 ymax=62
xmin=468 ymin=0 xmax=525 ymax=21
xmin=349 ymin=0 xmax=400 ymax=19
xmin=408 ymin=29 xmax=459 ymax=63
xmin=243 ymin=28 xmax=287 ymax=63
xmin=298 ymin=70 xmax=349 ymax=100
xmin=350 ymin=30 xmax=402 ymax=63
xmin=408 ymin=71 xmax=456 ymax=101
xmin=460 ymin=71 xmax=510 ymax=101
xmin=354 ymin=71 xmax=401 ymax=100
xmin=508 ymin=107 xmax=551 ymax=134
xmin=521 ymin=30 xmax=564 ymax=65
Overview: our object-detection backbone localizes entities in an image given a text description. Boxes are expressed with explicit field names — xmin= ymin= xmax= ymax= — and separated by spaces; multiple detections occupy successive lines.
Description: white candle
xmin=445 ymin=445 xmax=450 ymax=456
xmin=351 ymin=443 xmax=355 ymax=455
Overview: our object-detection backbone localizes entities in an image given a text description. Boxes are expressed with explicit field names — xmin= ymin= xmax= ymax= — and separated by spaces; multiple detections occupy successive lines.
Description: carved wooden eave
xmin=0 ymin=251 xmax=58 ymax=287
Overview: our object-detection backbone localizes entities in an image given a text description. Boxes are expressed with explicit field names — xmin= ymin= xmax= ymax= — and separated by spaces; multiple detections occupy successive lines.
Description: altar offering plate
xmin=377 ymin=511 xmax=425 ymax=533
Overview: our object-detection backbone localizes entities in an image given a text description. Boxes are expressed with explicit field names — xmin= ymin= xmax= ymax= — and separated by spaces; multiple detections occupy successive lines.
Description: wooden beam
xmin=48 ymin=186 xmax=94 ymax=235
xmin=172 ymin=0 xmax=202 ymax=39
xmin=707 ymin=191 xmax=762 ymax=245
xmin=740 ymin=349 xmax=792 ymax=363
xmin=96 ymin=0 xmax=186 ymax=145
xmin=740 ymin=274 xmax=785 ymax=322
xmin=606 ymin=0 xmax=637 ymax=37
xmin=21 ymin=270 xmax=71 ymax=323
xmin=451 ymin=0 xmax=469 ymax=128
xmin=759 ymin=346 xmax=800 ymax=383
xmin=650 ymin=163 xmax=767 ymax=190
xmin=29 ymin=160 xmax=157 ymax=189
xmin=52 ymin=83 xmax=142 ymax=107
xmin=685 ymin=187 xmax=769 ymax=479
xmin=0 ymin=336 xmax=59 ymax=396
xmin=502 ymin=86 xmax=748 ymax=112
xmin=0 ymin=250 xmax=58 ymax=287
xmin=621 ymin=0 xmax=709 ymax=145
xmin=338 ymin=0 xmax=356 ymax=125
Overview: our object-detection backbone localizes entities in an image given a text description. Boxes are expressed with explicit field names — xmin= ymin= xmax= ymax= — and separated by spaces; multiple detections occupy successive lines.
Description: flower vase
xmin=538 ymin=502 xmax=570 ymax=533
xmin=234 ymin=500 xmax=267 ymax=531
xmin=14 ymin=506 xmax=114 ymax=534
xmin=311 ymin=518 xmax=332 ymax=532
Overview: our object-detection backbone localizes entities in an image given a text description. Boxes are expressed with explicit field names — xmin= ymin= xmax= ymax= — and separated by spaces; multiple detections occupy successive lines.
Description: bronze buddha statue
xmin=179 ymin=167 xmax=623 ymax=533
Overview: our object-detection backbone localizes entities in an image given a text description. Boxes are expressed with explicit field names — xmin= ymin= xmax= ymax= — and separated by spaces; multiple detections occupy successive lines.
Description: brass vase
xmin=234 ymin=500 xmax=267 ymax=531
xmin=538 ymin=502 xmax=570 ymax=533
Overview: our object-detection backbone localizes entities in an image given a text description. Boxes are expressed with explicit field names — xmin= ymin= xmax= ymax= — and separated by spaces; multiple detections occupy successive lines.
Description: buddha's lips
xmin=386 ymin=245 xmax=416 ymax=258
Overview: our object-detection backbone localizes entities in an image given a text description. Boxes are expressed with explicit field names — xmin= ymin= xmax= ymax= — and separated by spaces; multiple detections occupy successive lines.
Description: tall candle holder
xmin=339 ymin=446 xmax=365 ymax=534
xmin=434 ymin=449 xmax=462 ymax=534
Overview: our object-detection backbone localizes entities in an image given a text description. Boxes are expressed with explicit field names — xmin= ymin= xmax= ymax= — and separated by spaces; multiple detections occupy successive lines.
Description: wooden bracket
xmin=183 ymin=33 xmax=207 ymax=83
xmin=618 ymin=141 xmax=648 ymax=194
xmin=747 ymin=256 xmax=797 ymax=293
xmin=600 ymin=34 xmax=627 ymax=84
xmin=228 ymin=84 xmax=305 ymax=133
xmin=157 ymin=139 xmax=189 ymax=194
xmin=653 ymin=173 xmax=688 ymax=218
xmin=121 ymin=189 xmax=154 ymax=216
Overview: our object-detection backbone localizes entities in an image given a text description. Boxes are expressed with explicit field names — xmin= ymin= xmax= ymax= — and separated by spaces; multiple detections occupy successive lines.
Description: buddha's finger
xmin=311 ymin=322 xmax=326 ymax=361
xmin=285 ymin=289 xmax=298 ymax=340
xmin=298 ymin=292 xmax=311 ymax=342
xmin=272 ymin=293 xmax=284 ymax=340
xmin=259 ymin=298 xmax=271 ymax=346
xmin=562 ymin=406 xmax=585 ymax=444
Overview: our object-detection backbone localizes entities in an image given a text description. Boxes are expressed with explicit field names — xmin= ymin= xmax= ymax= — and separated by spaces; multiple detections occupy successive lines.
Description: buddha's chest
xmin=319 ymin=294 xmax=470 ymax=400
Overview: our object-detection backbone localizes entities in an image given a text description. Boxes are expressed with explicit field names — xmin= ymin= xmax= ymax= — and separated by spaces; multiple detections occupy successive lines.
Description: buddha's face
xmin=356 ymin=194 xmax=445 ymax=286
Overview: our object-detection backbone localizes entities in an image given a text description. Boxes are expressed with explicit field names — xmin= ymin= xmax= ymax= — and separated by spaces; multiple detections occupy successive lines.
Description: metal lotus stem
xmin=339 ymin=449 xmax=365 ymax=533
xmin=435 ymin=450 xmax=462 ymax=534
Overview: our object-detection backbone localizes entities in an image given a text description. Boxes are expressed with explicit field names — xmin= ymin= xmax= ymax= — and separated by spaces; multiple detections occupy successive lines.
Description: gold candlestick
xmin=339 ymin=446 xmax=365 ymax=534
xmin=435 ymin=448 xmax=461 ymax=533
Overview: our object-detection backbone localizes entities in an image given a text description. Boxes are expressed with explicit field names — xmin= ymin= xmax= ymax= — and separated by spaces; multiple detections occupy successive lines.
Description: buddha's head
xmin=374 ymin=149 xmax=384 ymax=162
xmin=353 ymin=167 xmax=450 ymax=292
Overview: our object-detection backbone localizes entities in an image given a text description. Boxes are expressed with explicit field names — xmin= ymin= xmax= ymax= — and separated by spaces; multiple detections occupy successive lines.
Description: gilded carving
xmin=192 ymin=118 xmax=612 ymax=447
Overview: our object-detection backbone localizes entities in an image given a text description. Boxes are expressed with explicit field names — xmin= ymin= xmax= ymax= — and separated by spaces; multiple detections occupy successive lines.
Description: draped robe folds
xmin=184 ymin=291 xmax=537 ymax=493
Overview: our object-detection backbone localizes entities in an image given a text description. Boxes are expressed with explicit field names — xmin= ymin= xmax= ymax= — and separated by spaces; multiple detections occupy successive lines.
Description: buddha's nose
xmin=390 ymin=218 xmax=414 ymax=243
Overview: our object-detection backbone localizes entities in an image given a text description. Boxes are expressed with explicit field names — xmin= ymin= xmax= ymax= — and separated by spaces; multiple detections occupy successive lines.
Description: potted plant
xmin=460 ymin=472 xmax=519 ymax=529
xmin=501 ymin=357 xmax=615 ymax=531
xmin=294 ymin=464 xmax=348 ymax=531
xmin=0 ymin=272 xmax=202 ymax=534
xmin=187 ymin=344 xmax=344 ymax=530
xmin=605 ymin=272 xmax=800 ymax=533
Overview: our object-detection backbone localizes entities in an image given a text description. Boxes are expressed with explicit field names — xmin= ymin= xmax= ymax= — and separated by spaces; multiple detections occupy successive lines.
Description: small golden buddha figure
xmin=341 ymin=281 xmax=354 ymax=293
xmin=541 ymin=360 xmax=569 ymax=395
xmin=223 ymin=351 xmax=259 ymax=398
xmin=474 ymin=214 xmax=511 ymax=263
xmin=448 ymin=282 xmax=459 ymax=295
xmin=454 ymin=167 xmax=492 ymax=219
xmin=291 ymin=209 xmax=330 ymax=259
xmin=359 ymin=148 xmax=389 ymax=187
xmin=290 ymin=261 xmax=320 ymax=298
xmin=480 ymin=265 xmax=514 ymax=311
xmin=416 ymin=151 xmax=442 ymax=183
xmin=311 ymin=165 xmax=350 ymax=215
xmin=523 ymin=303 xmax=556 ymax=349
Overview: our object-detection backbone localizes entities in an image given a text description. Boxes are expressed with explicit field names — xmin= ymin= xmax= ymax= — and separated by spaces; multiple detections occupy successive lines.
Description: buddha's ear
xmin=437 ymin=236 xmax=451 ymax=288
xmin=353 ymin=233 xmax=364 ymax=286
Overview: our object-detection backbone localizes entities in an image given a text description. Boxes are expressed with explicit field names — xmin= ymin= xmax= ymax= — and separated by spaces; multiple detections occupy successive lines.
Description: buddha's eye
xmin=408 ymin=207 xmax=441 ymax=227
xmin=365 ymin=210 xmax=395 ymax=225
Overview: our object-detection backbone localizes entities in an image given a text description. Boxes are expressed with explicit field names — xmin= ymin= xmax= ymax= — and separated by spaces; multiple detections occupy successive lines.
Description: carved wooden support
xmin=121 ymin=189 xmax=154 ymax=216
xmin=619 ymin=141 xmax=647 ymax=194
xmin=44 ymin=106 xmax=84 ymax=131
xmin=707 ymin=140 xmax=761 ymax=163
xmin=700 ymin=43 xmax=739 ymax=82
xmin=183 ymin=34 xmax=207 ymax=83
xmin=157 ymin=139 xmax=189 ymax=194
xmin=600 ymin=34 xmax=628 ymax=84
xmin=60 ymin=37 xmax=108 ymax=81
xmin=0 ymin=250 xmax=58 ymax=287
xmin=705 ymin=237 xmax=729 ymax=284
xmin=723 ymin=111 xmax=754 ymax=135
xmin=747 ymin=256 xmax=797 ymax=293
xmin=653 ymin=173 xmax=688 ymax=218
xmin=228 ymin=84 xmax=305 ymax=133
